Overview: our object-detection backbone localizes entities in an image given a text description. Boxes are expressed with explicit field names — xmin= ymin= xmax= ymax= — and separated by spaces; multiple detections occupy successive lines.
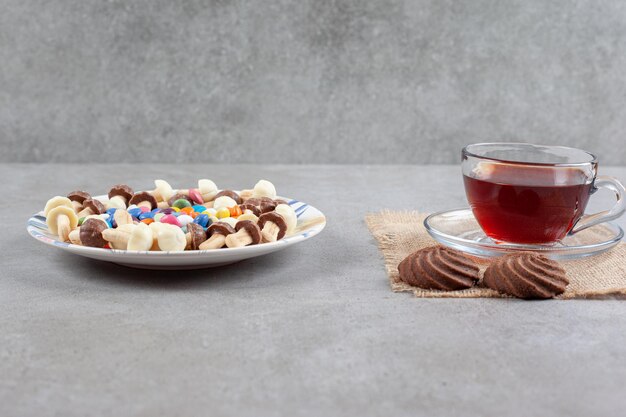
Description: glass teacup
xmin=462 ymin=143 xmax=626 ymax=244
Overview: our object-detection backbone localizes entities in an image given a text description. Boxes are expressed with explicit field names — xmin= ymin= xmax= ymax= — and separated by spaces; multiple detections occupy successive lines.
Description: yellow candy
xmin=216 ymin=207 xmax=230 ymax=219
xmin=171 ymin=207 xmax=180 ymax=212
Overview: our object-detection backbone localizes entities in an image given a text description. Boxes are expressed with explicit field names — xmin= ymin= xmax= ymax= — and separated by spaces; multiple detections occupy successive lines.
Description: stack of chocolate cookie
xmin=398 ymin=246 xmax=569 ymax=299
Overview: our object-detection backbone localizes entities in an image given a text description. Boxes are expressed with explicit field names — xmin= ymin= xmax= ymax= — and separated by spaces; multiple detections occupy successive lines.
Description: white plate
xmin=27 ymin=194 xmax=326 ymax=269
xmin=424 ymin=208 xmax=623 ymax=260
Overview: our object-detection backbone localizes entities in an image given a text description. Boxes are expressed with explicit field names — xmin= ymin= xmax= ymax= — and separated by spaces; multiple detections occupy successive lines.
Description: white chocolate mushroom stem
xmin=71 ymin=200 xmax=83 ymax=213
xmin=239 ymin=189 xmax=254 ymax=201
xmin=77 ymin=207 xmax=94 ymax=218
xmin=137 ymin=201 xmax=152 ymax=209
xmin=261 ymin=222 xmax=280 ymax=243
xmin=57 ymin=214 xmax=71 ymax=241
xmin=107 ymin=195 xmax=127 ymax=210
xmin=68 ymin=228 xmax=81 ymax=245
xmin=225 ymin=229 xmax=253 ymax=248
xmin=150 ymin=189 xmax=164 ymax=202
xmin=157 ymin=201 xmax=169 ymax=209
xmin=199 ymin=234 xmax=226 ymax=250
xmin=102 ymin=226 xmax=133 ymax=250
xmin=113 ymin=209 xmax=133 ymax=226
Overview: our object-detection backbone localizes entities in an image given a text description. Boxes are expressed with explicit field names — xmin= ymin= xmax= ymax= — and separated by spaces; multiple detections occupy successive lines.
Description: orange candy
xmin=229 ymin=205 xmax=242 ymax=218
xmin=180 ymin=207 xmax=194 ymax=215
xmin=141 ymin=218 xmax=154 ymax=225
xmin=190 ymin=211 xmax=199 ymax=219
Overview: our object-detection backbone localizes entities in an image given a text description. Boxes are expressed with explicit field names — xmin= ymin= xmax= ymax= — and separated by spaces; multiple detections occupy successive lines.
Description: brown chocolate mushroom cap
xmin=244 ymin=198 xmax=261 ymax=207
xmin=274 ymin=199 xmax=289 ymax=206
xmin=129 ymin=191 xmax=158 ymax=209
xmin=239 ymin=203 xmax=261 ymax=216
xmin=67 ymin=190 xmax=91 ymax=204
xmin=108 ymin=184 xmax=134 ymax=201
xmin=234 ymin=220 xmax=262 ymax=244
xmin=214 ymin=190 xmax=242 ymax=205
xmin=187 ymin=223 xmax=207 ymax=250
xmin=83 ymin=198 xmax=106 ymax=214
xmin=258 ymin=212 xmax=288 ymax=240
xmin=79 ymin=218 xmax=108 ymax=247
xmin=259 ymin=197 xmax=277 ymax=213
xmin=167 ymin=193 xmax=194 ymax=207
xmin=207 ymin=222 xmax=236 ymax=237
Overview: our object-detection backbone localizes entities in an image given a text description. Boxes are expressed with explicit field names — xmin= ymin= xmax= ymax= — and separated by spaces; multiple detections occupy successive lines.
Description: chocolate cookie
xmin=482 ymin=253 xmax=568 ymax=299
xmin=398 ymin=246 xmax=480 ymax=291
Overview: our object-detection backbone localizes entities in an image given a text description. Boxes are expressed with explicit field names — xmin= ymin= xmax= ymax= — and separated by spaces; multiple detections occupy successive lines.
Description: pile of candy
xmin=42 ymin=179 xmax=297 ymax=251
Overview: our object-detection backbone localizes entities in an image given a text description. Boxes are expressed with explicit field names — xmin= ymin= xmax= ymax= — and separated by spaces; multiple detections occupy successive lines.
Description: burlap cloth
xmin=365 ymin=210 xmax=626 ymax=299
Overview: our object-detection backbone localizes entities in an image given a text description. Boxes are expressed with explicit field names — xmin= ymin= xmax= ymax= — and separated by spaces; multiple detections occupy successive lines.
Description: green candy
xmin=154 ymin=213 xmax=165 ymax=222
xmin=172 ymin=198 xmax=192 ymax=209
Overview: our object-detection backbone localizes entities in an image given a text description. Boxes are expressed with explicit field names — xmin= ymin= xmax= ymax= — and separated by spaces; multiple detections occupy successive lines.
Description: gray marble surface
xmin=2 ymin=0 xmax=626 ymax=164
xmin=3 ymin=164 xmax=626 ymax=417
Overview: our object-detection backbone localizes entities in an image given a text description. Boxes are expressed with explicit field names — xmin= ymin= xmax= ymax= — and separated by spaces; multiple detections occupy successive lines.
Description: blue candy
xmin=193 ymin=213 xmax=209 ymax=227
xmin=139 ymin=211 xmax=156 ymax=220
xmin=192 ymin=205 xmax=207 ymax=213
xmin=106 ymin=208 xmax=117 ymax=216
xmin=128 ymin=207 xmax=142 ymax=218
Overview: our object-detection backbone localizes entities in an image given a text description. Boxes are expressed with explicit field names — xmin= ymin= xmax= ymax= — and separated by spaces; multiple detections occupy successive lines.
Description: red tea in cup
xmin=463 ymin=164 xmax=592 ymax=243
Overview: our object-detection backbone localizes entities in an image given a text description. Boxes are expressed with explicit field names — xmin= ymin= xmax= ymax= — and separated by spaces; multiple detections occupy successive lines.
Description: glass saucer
xmin=424 ymin=208 xmax=624 ymax=260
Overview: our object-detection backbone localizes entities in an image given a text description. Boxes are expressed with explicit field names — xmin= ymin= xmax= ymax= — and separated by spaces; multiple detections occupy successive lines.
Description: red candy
xmin=160 ymin=214 xmax=181 ymax=227
xmin=188 ymin=188 xmax=203 ymax=205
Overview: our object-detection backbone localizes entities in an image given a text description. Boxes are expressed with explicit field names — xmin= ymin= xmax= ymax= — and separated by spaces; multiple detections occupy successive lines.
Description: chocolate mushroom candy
xmin=225 ymin=220 xmax=262 ymax=248
xmin=199 ymin=223 xmax=236 ymax=250
xmin=46 ymin=204 xmax=79 ymax=242
xmin=252 ymin=179 xmax=277 ymax=199
xmin=239 ymin=203 xmax=261 ymax=217
xmin=152 ymin=179 xmax=175 ymax=203
xmin=258 ymin=197 xmax=277 ymax=214
xmin=67 ymin=191 xmax=91 ymax=213
xmin=107 ymin=184 xmax=134 ymax=210
xmin=79 ymin=218 xmax=108 ymax=248
xmin=214 ymin=190 xmax=242 ymax=205
xmin=102 ymin=223 xmax=136 ymax=250
xmin=156 ymin=223 xmax=187 ymax=251
xmin=198 ymin=179 xmax=218 ymax=202
xmin=274 ymin=203 xmax=297 ymax=235
xmin=126 ymin=222 xmax=154 ymax=251
xmin=257 ymin=212 xmax=288 ymax=242
xmin=77 ymin=198 xmax=106 ymax=218
xmin=129 ymin=191 xmax=158 ymax=210
xmin=185 ymin=222 xmax=207 ymax=250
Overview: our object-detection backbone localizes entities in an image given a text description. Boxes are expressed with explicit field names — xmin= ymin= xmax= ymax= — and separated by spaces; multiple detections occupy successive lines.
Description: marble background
xmin=2 ymin=0 xmax=626 ymax=164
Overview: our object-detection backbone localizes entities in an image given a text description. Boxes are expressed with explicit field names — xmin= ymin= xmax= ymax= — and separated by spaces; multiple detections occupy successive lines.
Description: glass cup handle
xmin=570 ymin=176 xmax=626 ymax=235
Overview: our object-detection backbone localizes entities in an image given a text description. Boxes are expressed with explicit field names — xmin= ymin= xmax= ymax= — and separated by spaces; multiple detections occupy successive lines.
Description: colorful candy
xmin=216 ymin=207 xmax=230 ymax=219
xmin=172 ymin=199 xmax=192 ymax=209
xmin=160 ymin=214 xmax=181 ymax=227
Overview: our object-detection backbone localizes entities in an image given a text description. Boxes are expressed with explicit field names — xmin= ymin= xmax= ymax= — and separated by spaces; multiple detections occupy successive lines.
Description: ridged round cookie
xmin=397 ymin=246 xmax=480 ymax=291
xmin=482 ymin=253 xmax=568 ymax=299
